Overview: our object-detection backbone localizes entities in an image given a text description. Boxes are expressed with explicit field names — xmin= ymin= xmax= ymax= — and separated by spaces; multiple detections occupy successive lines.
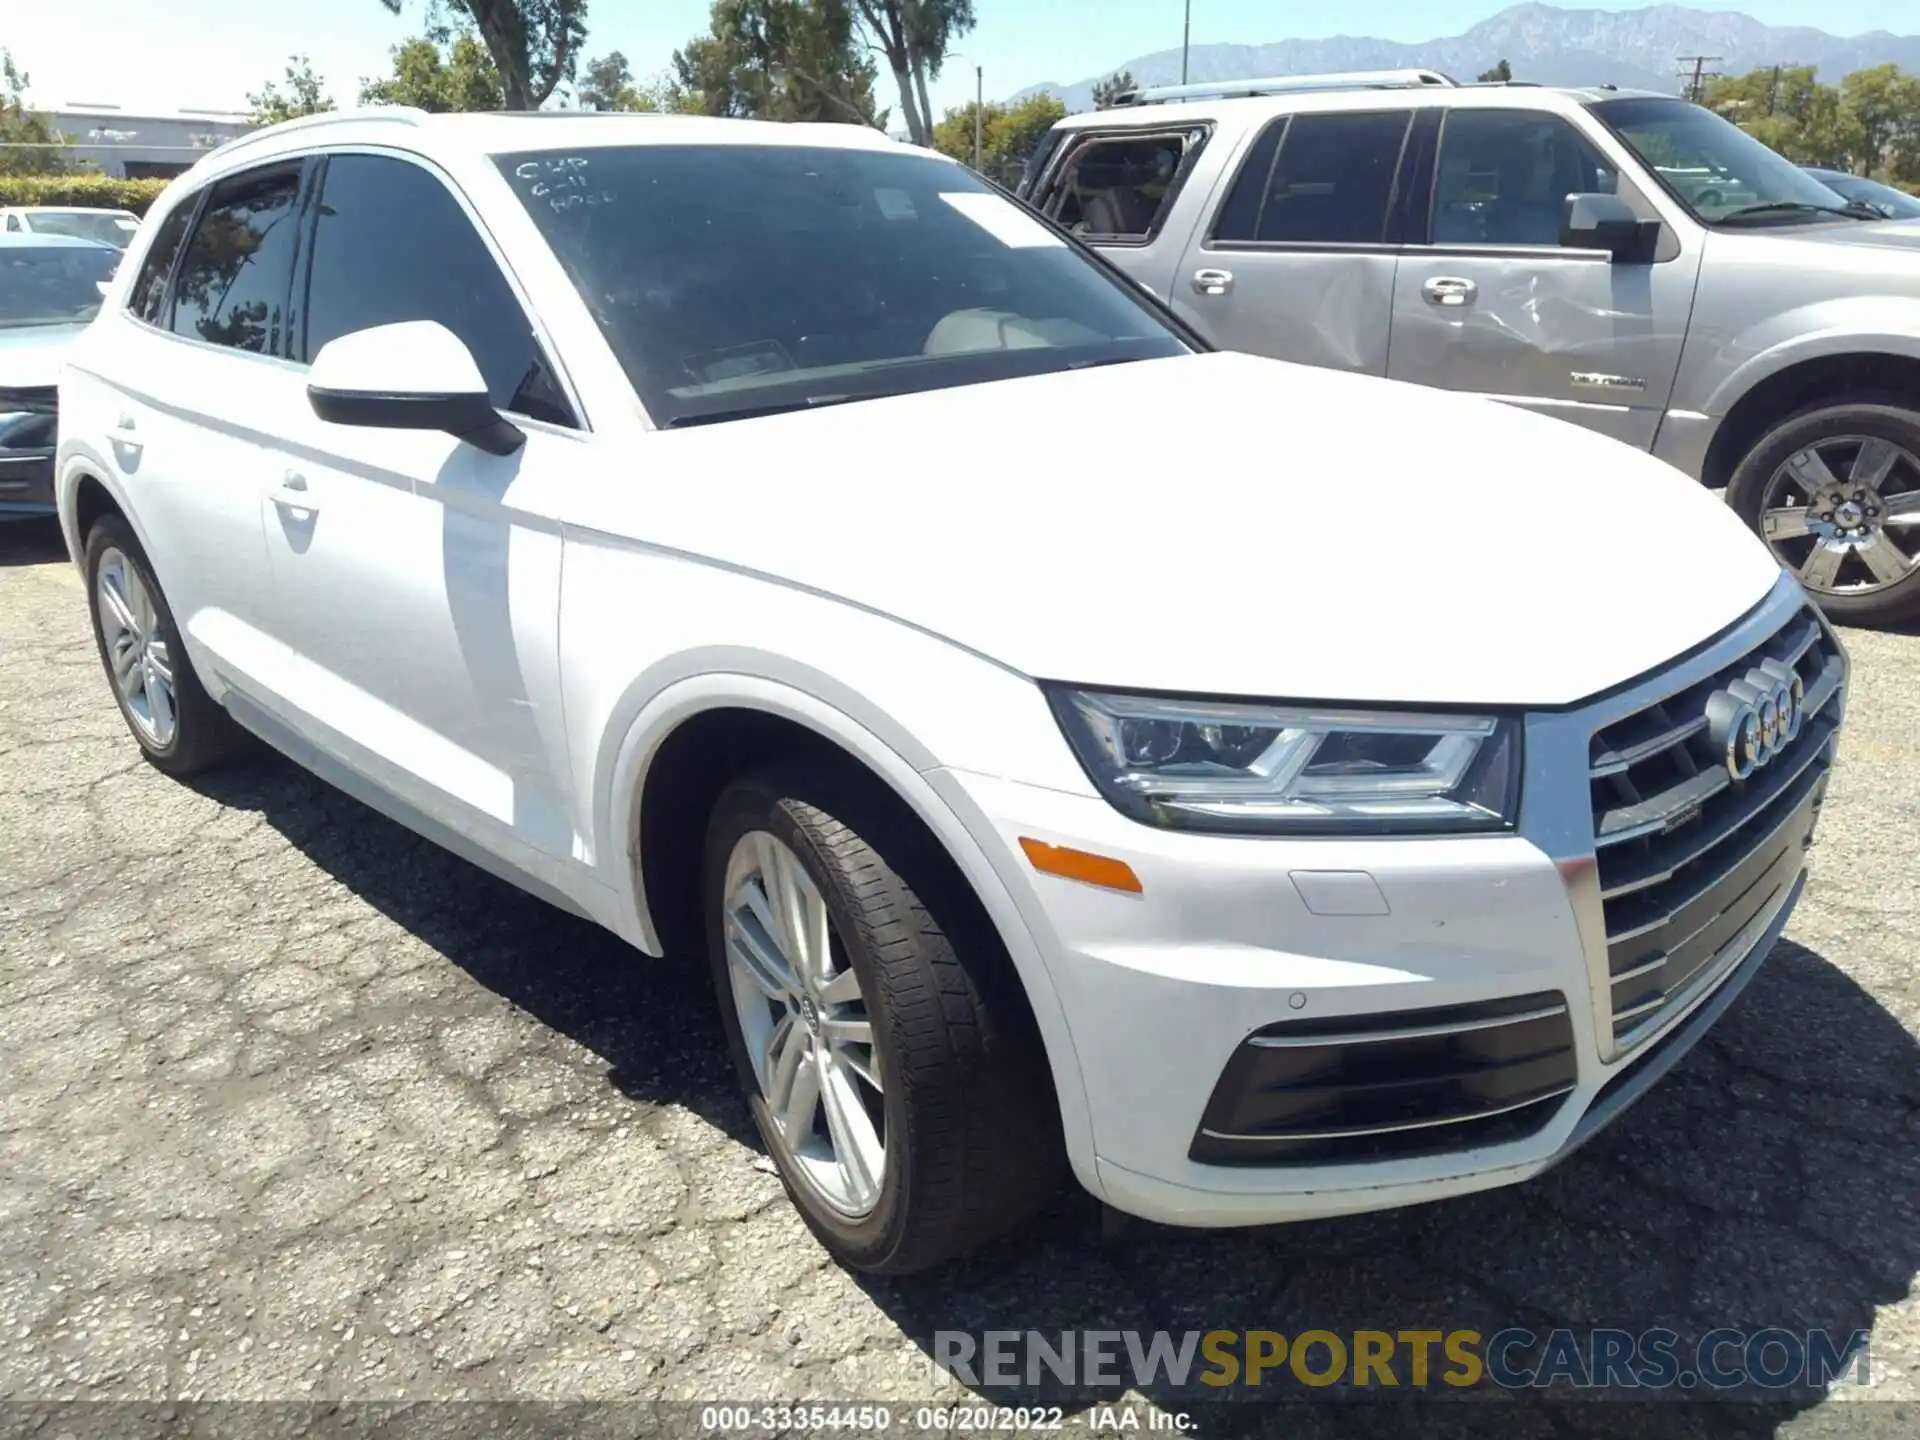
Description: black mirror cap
xmin=1561 ymin=192 xmax=1662 ymax=263
xmin=306 ymin=385 xmax=526 ymax=456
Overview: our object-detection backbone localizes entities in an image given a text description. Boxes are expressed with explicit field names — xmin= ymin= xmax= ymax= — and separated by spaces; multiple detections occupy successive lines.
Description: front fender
xmin=1693 ymin=295 xmax=1920 ymax=418
xmin=598 ymin=664 xmax=1103 ymax=1199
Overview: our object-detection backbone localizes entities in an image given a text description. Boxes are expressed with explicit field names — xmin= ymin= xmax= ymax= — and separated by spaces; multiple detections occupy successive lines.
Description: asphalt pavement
xmin=1 ymin=516 xmax=1916 ymax=1439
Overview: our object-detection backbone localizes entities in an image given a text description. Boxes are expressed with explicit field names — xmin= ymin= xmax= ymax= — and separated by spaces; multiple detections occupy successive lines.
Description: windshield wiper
xmin=1718 ymin=200 xmax=1879 ymax=224
xmin=661 ymin=392 xmax=867 ymax=429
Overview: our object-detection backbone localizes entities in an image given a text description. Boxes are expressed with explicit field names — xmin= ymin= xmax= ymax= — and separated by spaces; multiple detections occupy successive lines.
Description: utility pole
xmin=1767 ymin=62 xmax=1781 ymax=115
xmin=974 ymin=64 xmax=983 ymax=174
xmin=1677 ymin=55 xmax=1723 ymax=102
xmin=1182 ymin=0 xmax=1192 ymax=85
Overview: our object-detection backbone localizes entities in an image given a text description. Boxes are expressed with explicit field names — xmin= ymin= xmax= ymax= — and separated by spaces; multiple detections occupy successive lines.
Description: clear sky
xmin=10 ymin=0 xmax=1919 ymax=120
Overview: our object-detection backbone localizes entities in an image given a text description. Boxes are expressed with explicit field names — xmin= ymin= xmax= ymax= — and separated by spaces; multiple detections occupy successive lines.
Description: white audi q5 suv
xmin=55 ymin=108 xmax=1847 ymax=1273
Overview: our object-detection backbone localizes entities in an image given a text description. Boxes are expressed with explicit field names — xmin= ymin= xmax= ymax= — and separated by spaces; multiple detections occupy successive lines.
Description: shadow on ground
xmin=0 ymin=517 xmax=68 ymax=567
xmin=187 ymin=749 xmax=1920 ymax=1440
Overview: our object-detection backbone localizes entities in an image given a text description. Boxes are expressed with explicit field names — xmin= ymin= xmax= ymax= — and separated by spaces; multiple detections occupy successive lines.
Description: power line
xmin=1677 ymin=55 xmax=1724 ymax=102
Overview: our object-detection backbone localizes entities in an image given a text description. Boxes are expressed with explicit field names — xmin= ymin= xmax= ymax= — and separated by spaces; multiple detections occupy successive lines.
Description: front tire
xmin=1726 ymin=399 xmax=1920 ymax=626
xmin=703 ymin=765 xmax=1064 ymax=1274
xmin=83 ymin=513 xmax=243 ymax=776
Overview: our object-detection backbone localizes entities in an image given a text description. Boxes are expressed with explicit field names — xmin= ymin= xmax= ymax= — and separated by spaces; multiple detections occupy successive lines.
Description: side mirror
xmin=307 ymin=320 xmax=524 ymax=456
xmin=1561 ymin=192 xmax=1660 ymax=264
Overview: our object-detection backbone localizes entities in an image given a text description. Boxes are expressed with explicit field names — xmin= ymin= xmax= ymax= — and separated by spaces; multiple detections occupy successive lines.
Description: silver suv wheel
xmin=95 ymin=545 xmax=178 ymax=748
xmin=1760 ymin=435 xmax=1920 ymax=596
xmin=721 ymin=829 xmax=885 ymax=1218
xmin=701 ymin=768 xmax=1066 ymax=1274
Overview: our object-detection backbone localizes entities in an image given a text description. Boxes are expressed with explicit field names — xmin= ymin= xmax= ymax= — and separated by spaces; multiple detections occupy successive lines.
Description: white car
xmin=56 ymin=108 xmax=1848 ymax=1273
xmin=2 ymin=206 xmax=143 ymax=250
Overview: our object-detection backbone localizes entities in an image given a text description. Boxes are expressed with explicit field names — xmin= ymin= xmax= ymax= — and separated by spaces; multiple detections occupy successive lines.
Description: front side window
xmin=0 ymin=244 xmax=119 ymax=329
xmin=300 ymin=152 xmax=574 ymax=426
xmin=170 ymin=166 xmax=303 ymax=354
xmin=1212 ymin=111 xmax=1412 ymax=245
xmin=128 ymin=199 xmax=195 ymax=326
xmin=1591 ymin=97 xmax=1866 ymax=226
xmin=1040 ymin=131 xmax=1198 ymax=240
xmin=1433 ymin=110 xmax=1618 ymax=246
xmin=496 ymin=144 xmax=1191 ymax=428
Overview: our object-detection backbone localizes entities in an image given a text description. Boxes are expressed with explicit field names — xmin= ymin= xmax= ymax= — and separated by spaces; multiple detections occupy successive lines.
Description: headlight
xmin=1044 ymin=687 xmax=1522 ymax=835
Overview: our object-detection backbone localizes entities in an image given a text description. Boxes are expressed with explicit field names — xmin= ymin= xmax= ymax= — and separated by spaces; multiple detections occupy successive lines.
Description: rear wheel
xmin=84 ymin=514 xmax=243 ymax=776
xmin=703 ymin=765 xmax=1064 ymax=1274
xmin=1727 ymin=400 xmax=1920 ymax=626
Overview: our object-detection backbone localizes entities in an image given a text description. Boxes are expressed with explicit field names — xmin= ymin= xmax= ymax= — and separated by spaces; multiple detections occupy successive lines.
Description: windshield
xmin=28 ymin=211 xmax=140 ymax=248
xmin=1812 ymin=171 xmax=1920 ymax=219
xmin=495 ymin=144 xmax=1191 ymax=426
xmin=0 ymin=245 xmax=118 ymax=328
xmin=1590 ymin=97 xmax=1862 ymax=225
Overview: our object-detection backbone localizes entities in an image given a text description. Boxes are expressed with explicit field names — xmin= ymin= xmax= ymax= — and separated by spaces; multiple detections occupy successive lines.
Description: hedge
xmin=0 ymin=175 xmax=173 ymax=216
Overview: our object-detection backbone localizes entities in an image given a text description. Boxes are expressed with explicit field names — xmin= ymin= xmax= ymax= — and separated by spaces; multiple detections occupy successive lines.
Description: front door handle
xmin=1191 ymin=267 xmax=1235 ymax=296
xmin=269 ymin=471 xmax=319 ymax=516
xmin=1421 ymin=275 xmax=1479 ymax=307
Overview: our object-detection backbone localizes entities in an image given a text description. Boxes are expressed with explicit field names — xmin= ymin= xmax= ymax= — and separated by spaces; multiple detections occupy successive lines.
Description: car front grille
xmin=1189 ymin=991 xmax=1577 ymax=1165
xmin=1588 ymin=605 xmax=1845 ymax=1051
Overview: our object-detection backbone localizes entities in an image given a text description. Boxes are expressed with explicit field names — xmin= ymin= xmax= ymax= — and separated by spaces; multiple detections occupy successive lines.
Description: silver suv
xmin=1020 ymin=70 xmax=1920 ymax=625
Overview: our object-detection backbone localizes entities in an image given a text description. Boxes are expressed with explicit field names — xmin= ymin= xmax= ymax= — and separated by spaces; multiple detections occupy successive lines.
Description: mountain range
xmin=1013 ymin=2 xmax=1920 ymax=111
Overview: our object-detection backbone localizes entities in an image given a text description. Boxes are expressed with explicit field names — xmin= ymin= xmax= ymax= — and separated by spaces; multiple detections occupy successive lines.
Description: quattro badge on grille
xmin=1704 ymin=661 xmax=1806 ymax=780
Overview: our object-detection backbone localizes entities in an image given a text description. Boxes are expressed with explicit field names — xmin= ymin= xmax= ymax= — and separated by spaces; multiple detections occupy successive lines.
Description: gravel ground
xmin=1 ymin=516 xmax=1916 ymax=1439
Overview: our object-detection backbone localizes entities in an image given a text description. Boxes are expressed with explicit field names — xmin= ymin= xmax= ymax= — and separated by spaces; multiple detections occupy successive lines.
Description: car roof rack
xmin=1108 ymin=68 xmax=1458 ymax=107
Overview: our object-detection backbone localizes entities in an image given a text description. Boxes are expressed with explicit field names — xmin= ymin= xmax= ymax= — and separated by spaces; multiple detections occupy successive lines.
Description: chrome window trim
xmin=1518 ymin=570 xmax=1832 ymax=1063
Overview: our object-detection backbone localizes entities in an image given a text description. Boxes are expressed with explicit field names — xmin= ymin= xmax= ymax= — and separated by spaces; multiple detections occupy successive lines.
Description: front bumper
xmin=0 ymin=448 xmax=55 ymax=517
xmin=930 ymin=575 xmax=1840 ymax=1229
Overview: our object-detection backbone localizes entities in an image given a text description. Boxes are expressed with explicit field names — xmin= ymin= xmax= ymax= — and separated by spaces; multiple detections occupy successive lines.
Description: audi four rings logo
xmin=1704 ymin=661 xmax=1807 ymax=780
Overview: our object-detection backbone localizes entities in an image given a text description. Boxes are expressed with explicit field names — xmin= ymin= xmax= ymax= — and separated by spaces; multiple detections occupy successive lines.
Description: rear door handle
xmin=269 ymin=471 xmax=319 ymax=515
xmin=1191 ymin=267 xmax=1234 ymax=296
xmin=1421 ymin=276 xmax=1478 ymax=307
xmin=108 ymin=413 xmax=141 ymax=446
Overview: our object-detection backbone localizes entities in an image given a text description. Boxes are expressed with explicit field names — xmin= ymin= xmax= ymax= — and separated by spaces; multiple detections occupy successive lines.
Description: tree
xmin=1704 ymin=64 xmax=1869 ymax=170
xmin=672 ymin=0 xmax=883 ymax=126
xmin=931 ymin=93 xmax=1065 ymax=186
xmin=377 ymin=1 xmax=587 ymax=110
xmin=0 ymin=50 xmax=75 ymax=176
xmin=850 ymin=0 xmax=974 ymax=146
xmin=249 ymin=55 xmax=337 ymax=126
xmin=1477 ymin=58 xmax=1513 ymax=83
xmin=1840 ymin=64 xmax=1920 ymax=178
xmin=577 ymin=49 xmax=640 ymax=109
xmin=1091 ymin=69 xmax=1135 ymax=108
xmin=361 ymin=34 xmax=506 ymax=111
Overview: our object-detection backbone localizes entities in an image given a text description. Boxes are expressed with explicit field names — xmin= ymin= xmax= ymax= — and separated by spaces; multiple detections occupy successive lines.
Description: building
xmin=45 ymin=103 xmax=254 ymax=180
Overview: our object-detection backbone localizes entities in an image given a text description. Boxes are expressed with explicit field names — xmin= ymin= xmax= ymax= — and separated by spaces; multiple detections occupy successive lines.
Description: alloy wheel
xmin=1760 ymin=435 xmax=1920 ymax=595
xmin=722 ymin=830 xmax=886 ymax=1217
xmin=95 ymin=547 xmax=177 ymax=748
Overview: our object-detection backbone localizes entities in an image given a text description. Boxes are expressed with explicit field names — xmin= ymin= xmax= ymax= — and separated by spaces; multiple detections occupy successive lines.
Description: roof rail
xmin=201 ymin=105 xmax=432 ymax=163
xmin=1109 ymin=68 xmax=1458 ymax=107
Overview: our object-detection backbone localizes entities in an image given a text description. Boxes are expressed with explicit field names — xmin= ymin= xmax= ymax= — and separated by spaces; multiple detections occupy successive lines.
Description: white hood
xmin=580 ymin=351 xmax=1785 ymax=707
